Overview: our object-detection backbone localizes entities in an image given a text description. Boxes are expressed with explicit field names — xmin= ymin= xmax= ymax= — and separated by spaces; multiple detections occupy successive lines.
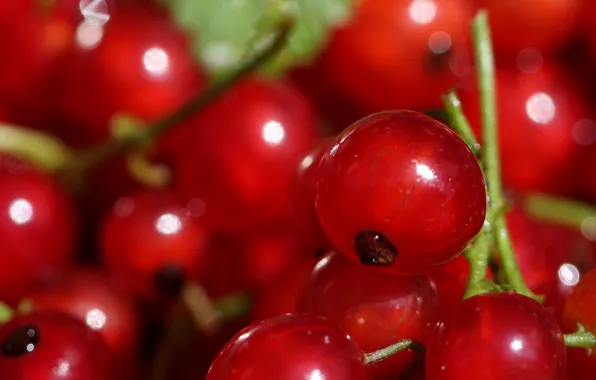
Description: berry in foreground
xmin=206 ymin=314 xmax=369 ymax=380
xmin=316 ymin=110 xmax=486 ymax=274
xmin=0 ymin=311 xmax=114 ymax=380
xmin=425 ymin=292 xmax=566 ymax=380
xmin=298 ymin=250 xmax=438 ymax=378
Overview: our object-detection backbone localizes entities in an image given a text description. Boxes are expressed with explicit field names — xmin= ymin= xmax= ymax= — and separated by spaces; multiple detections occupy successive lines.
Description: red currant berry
xmin=172 ymin=77 xmax=319 ymax=233
xmin=316 ymin=110 xmax=486 ymax=274
xmin=27 ymin=269 xmax=139 ymax=361
xmin=0 ymin=0 xmax=79 ymax=128
xmin=251 ymin=256 xmax=317 ymax=321
xmin=0 ymin=311 xmax=114 ymax=379
xmin=0 ymin=156 xmax=76 ymax=303
xmin=298 ymin=250 xmax=438 ymax=377
xmin=562 ymin=269 xmax=596 ymax=379
xmin=100 ymin=189 xmax=207 ymax=300
xmin=460 ymin=62 xmax=589 ymax=195
xmin=425 ymin=292 xmax=566 ymax=380
xmin=242 ymin=229 xmax=308 ymax=290
xmin=470 ymin=0 xmax=580 ymax=56
xmin=318 ymin=0 xmax=472 ymax=111
xmin=197 ymin=234 xmax=247 ymax=298
xmin=506 ymin=207 xmax=594 ymax=319
xmin=53 ymin=4 xmax=204 ymax=147
xmin=292 ymin=138 xmax=335 ymax=253
xmin=206 ymin=314 xmax=369 ymax=380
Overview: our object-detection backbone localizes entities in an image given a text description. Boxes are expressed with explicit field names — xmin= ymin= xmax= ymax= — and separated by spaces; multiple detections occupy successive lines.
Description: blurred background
xmin=1 ymin=0 xmax=596 ymax=378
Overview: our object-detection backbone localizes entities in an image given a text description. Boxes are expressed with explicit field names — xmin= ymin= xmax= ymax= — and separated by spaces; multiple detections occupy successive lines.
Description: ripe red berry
xmin=0 ymin=311 xmax=114 ymax=379
xmin=172 ymin=77 xmax=319 ymax=233
xmin=292 ymin=138 xmax=335 ymax=253
xmin=298 ymin=250 xmax=438 ymax=377
xmin=425 ymin=293 xmax=566 ymax=380
xmin=0 ymin=156 xmax=76 ymax=303
xmin=316 ymin=110 xmax=486 ymax=274
xmin=470 ymin=0 xmax=580 ymax=56
xmin=206 ymin=314 xmax=369 ymax=380
xmin=27 ymin=269 xmax=139 ymax=361
xmin=53 ymin=4 xmax=205 ymax=147
xmin=562 ymin=269 xmax=596 ymax=379
xmin=460 ymin=63 xmax=589 ymax=195
xmin=100 ymin=189 xmax=207 ymax=300
xmin=318 ymin=0 xmax=472 ymax=111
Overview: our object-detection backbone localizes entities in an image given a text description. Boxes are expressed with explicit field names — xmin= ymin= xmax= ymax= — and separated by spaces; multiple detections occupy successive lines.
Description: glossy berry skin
xmin=461 ymin=63 xmax=589 ymax=195
xmin=206 ymin=314 xmax=369 ymax=380
xmin=298 ymin=251 xmax=438 ymax=378
xmin=292 ymin=138 xmax=335 ymax=253
xmin=100 ymin=190 xmax=207 ymax=300
xmin=318 ymin=0 xmax=472 ymax=111
xmin=54 ymin=5 xmax=204 ymax=147
xmin=316 ymin=111 xmax=486 ymax=274
xmin=0 ymin=311 xmax=114 ymax=380
xmin=562 ymin=270 xmax=596 ymax=379
xmin=471 ymin=0 xmax=579 ymax=56
xmin=425 ymin=293 xmax=566 ymax=380
xmin=27 ymin=269 xmax=139 ymax=361
xmin=0 ymin=156 xmax=76 ymax=304
xmin=173 ymin=77 xmax=319 ymax=233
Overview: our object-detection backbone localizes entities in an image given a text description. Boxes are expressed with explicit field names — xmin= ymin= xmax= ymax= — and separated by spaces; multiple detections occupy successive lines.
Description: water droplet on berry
xmin=354 ymin=231 xmax=398 ymax=266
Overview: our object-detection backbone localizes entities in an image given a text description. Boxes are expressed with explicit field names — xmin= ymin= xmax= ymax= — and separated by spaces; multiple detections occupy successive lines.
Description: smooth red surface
xmin=206 ymin=314 xmax=369 ymax=380
xmin=0 ymin=0 xmax=79 ymax=127
xmin=316 ymin=111 xmax=486 ymax=274
xmin=460 ymin=63 xmax=589 ymax=195
xmin=318 ymin=0 xmax=472 ymax=111
xmin=292 ymin=138 xmax=335 ymax=253
xmin=100 ymin=189 xmax=207 ymax=299
xmin=0 ymin=156 xmax=76 ymax=303
xmin=298 ymin=251 xmax=438 ymax=378
xmin=241 ymin=229 xmax=308 ymax=290
xmin=427 ymin=254 xmax=492 ymax=316
xmin=425 ymin=293 xmax=566 ymax=380
xmin=251 ymin=256 xmax=317 ymax=321
xmin=173 ymin=77 xmax=319 ymax=233
xmin=506 ymin=208 xmax=596 ymax=319
xmin=562 ymin=270 xmax=596 ymax=380
xmin=471 ymin=0 xmax=580 ymax=56
xmin=27 ymin=269 xmax=139 ymax=361
xmin=53 ymin=4 xmax=204 ymax=147
xmin=0 ymin=311 xmax=114 ymax=380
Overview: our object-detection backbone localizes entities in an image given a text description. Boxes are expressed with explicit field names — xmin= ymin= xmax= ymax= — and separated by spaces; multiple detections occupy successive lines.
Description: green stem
xmin=463 ymin=230 xmax=494 ymax=298
xmin=472 ymin=11 xmax=536 ymax=300
xmin=442 ymin=91 xmax=481 ymax=156
xmin=363 ymin=339 xmax=425 ymax=365
xmin=0 ymin=124 xmax=74 ymax=172
xmin=564 ymin=326 xmax=596 ymax=349
xmin=65 ymin=19 xmax=292 ymax=177
xmin=213 ymin=292 xmax=252 ymax=321
xmin=524 ymin=193 xmax=596 ymax=233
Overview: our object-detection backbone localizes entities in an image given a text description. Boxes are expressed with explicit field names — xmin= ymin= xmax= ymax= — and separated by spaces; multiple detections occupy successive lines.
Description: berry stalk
xmin=524 ymin=193 xmax=596 ymax=234
xmin=62 ymin=19 xmax=292 ymax=179
xmin=472 ymin=11 xmax=536 ymax=300
xmin=564 ymin=325 xmax=596 ymax=349
xmin=363 ymin=339 xmax=425 ymax=366
xmin=442 ymin=91 xmax=481 ymax=156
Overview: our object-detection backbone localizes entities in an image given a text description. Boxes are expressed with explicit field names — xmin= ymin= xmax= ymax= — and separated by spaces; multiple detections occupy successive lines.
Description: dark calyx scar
xmin=355 ymin=231 xmax=398 ymax=266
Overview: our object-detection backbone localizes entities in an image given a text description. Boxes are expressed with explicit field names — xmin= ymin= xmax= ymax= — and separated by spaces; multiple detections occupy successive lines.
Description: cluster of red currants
xmin=2 ymin=0 xmax=596 ymax=379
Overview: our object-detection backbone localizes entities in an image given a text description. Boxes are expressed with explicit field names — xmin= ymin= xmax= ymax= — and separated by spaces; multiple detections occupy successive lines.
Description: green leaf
xmin=161 ymin=0 xmax=355 ymax=77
